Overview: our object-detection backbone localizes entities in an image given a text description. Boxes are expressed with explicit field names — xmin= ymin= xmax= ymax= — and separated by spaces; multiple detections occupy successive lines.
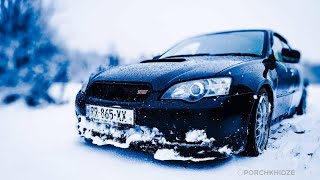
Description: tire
xmin=296 ymin=89 xmax=307 ymax=115
xmin=242 ymin=88 xmax=272 ymax=156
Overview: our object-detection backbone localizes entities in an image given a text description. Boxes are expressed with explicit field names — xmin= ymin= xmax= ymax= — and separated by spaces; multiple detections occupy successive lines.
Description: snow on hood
xmin=91 ymin=58 xmax=249 ymax=91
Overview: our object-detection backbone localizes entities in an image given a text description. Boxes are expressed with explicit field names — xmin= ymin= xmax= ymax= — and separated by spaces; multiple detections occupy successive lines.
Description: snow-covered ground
xmin=1 ymin=83 xmax=320 ymax=180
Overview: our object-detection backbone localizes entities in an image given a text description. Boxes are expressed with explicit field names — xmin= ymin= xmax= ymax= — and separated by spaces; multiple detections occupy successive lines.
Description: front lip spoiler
xmin=77 ymin=115 xmax=235 ymax=161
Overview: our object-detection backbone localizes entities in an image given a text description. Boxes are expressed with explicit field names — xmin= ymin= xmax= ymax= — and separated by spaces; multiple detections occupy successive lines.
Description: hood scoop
xmin=140 ymin=58 xmax=186 ymax=63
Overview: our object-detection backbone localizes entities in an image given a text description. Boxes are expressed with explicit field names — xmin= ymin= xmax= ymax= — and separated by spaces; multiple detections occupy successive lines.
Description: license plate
xmin=86 ymin=104 xmax=134 ymax=125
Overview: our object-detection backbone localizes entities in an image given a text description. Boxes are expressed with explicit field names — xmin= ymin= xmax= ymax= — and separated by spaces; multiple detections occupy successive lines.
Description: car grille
xmin=87 ymin=82 xmax=152 ymax=102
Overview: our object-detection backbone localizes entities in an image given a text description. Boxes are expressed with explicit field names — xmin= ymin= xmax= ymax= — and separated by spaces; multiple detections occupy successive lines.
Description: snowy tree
xmin=107 ymin=53 xmax=120 ymax=67
xmin=0 ymin=0 xmax=69 ymax=106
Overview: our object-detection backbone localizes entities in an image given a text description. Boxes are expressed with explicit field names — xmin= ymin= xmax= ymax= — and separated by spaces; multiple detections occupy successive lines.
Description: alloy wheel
xmin=255 ymin=93 xmax=270 ymax=153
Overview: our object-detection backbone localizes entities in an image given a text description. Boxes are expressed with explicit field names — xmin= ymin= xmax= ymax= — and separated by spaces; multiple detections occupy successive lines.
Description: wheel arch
xmin=257 ymin=82 xmax=274 ymax=120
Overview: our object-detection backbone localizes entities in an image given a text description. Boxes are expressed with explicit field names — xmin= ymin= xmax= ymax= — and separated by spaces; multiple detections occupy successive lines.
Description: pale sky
xmin=49 ymin=0 xmax=320 ymax=63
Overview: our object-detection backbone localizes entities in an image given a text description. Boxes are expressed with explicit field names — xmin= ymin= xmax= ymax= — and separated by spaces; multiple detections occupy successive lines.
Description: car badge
xmin=137 ymin=90 xmax=148 ymax=95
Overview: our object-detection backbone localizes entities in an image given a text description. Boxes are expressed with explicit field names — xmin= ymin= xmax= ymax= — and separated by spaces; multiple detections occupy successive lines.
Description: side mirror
xmin=282 ymin=48 xmax=300 ymax=63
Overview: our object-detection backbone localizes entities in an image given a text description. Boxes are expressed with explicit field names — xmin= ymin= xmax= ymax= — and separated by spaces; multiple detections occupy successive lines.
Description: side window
xmin=272 ymin=36 xmax=283 ymax=62
xmin=282 ymin=41 xmax=290 ymax=50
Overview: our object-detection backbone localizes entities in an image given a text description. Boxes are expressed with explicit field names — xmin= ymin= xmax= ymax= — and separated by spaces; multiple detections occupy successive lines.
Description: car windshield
xmin=160 ymin=31 xmax=266 ymax=59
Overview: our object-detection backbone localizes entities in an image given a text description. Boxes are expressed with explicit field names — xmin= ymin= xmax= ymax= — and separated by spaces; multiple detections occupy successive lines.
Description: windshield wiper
xmin=141 ymin=58 xmax=186 ymax=63
xmin=161 ymin=53 xmax=213 ymax=59
xmin=208 ymin=53 xmax=261 ymax=57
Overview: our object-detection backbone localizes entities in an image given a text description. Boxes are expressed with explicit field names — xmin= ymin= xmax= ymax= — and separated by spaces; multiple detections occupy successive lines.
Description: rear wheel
xmin=296 ymin=89 xmax=307 ymax=115
xmin=242 ymin=88 xmax=271 ymax=156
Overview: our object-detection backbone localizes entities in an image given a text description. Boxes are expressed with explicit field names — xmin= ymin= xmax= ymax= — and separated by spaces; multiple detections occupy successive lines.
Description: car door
xmin=281 ymin=41 xmax=303 ymax=111
xmin=272 ymin=35 xmax=293 ymax=117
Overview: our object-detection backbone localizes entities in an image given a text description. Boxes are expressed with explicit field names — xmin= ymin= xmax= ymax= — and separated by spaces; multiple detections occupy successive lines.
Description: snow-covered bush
xmin=0 ymin=0 xmax=68 ymax=106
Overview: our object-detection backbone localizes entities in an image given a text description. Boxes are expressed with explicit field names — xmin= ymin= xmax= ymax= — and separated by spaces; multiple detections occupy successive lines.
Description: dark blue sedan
xmin=75 ymin=29 xmax=307 ymax=161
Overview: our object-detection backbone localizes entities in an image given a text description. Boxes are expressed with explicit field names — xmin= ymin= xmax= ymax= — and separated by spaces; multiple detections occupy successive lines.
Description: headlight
xmin=161 ymin=77 xmax=232 ymax=102
xmin=80 ymin=78 xmax=89 ymax=92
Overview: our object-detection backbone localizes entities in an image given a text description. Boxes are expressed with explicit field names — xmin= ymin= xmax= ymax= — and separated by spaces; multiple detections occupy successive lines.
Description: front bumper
xmin=75 ymin=91 xmax=255 ymax=160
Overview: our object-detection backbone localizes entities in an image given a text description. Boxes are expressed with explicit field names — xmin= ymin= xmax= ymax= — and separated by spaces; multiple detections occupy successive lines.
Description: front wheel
xmin=242 ymin=88 xmax=272 ymax=156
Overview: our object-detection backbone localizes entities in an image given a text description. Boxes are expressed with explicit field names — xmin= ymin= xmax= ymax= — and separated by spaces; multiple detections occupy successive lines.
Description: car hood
xmin=91 ymin=56 xmax=259 ymax=91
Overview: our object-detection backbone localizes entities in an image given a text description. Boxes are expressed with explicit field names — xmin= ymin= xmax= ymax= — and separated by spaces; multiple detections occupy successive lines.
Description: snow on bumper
xmin=77 ymin=115 xmax=234 ymax=161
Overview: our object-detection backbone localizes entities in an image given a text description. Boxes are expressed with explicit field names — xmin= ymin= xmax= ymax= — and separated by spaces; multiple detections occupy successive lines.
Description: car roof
xmin=203 ymin=29 xmax=272 ymax=36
